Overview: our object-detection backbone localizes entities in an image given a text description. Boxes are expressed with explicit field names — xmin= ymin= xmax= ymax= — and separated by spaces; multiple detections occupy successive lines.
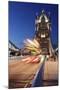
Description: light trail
xmin=24 ymin=39 xmax=40 ymax=48
xmin=24 ymin=38 xmax=40 ymax=55
xmin=27 ymin=39 xmax=38 ymax=48
xmin=23 ymin=38 xmax=47 ymax=63
xmin=33 ymin=39 xmax=40 ymax=47
xmin=22 ymin=56 xmax=40 ymax=63
xmin=22 ymin=55 xmax=47 ymax=63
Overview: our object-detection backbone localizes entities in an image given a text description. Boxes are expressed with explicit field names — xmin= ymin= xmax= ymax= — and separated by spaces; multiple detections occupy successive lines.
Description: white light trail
xmin=26 ymin=39 xmax=39 ymax=48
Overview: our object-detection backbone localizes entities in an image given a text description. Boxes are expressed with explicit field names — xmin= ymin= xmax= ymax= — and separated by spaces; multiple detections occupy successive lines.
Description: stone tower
xmin=35 ymin=10 xmax=54 ymax=56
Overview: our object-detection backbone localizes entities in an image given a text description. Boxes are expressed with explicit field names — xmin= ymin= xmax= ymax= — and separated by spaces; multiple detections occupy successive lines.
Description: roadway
xmin=9 ymin=55 xmax=44 ymax=88
xmin=9 ymin=55 xmax=58 ymax=88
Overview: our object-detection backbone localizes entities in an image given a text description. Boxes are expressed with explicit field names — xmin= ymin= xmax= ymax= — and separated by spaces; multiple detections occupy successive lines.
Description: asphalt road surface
xmin=9 ymin=56 xmax=43 ymax=88
xmin=9 ymin=56 xmax=58 ymax=88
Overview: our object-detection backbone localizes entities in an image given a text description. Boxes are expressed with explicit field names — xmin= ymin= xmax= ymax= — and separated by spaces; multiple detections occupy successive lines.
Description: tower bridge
xmin=9 ymin=10 xmax=58 ymax=88
xmin=35 ymin=10 xmax=54 ymax=56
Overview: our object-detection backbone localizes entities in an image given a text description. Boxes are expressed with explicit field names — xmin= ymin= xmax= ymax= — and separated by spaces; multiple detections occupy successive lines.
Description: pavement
xmin=43 ymin=60 xmax=58 ymax=86
xmin=8 ymin=56 xmax=58 ymax=88
xmin=9 ymin=56 xmax=42 ymax=88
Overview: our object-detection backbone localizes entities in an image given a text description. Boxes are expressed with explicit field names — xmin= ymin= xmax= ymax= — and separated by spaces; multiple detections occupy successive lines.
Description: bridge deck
xmin=9 ymin=57 xmax=58 ymax=88
xmin=9 ymin=59 xmax=42 ymax=88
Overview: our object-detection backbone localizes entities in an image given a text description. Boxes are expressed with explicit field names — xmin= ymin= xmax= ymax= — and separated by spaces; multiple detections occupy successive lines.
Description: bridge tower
xmin=35 ymin=10 xmax=54 ymax=56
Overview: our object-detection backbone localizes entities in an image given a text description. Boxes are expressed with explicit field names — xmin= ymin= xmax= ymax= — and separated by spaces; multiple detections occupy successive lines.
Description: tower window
xmin=41 ymin=34 xmax=45 ymax=38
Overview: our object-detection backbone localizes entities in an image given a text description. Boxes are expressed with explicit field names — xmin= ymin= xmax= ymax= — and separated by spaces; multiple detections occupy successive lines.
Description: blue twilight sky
xmin=9 ymin=1 xmax=58 ymax=48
